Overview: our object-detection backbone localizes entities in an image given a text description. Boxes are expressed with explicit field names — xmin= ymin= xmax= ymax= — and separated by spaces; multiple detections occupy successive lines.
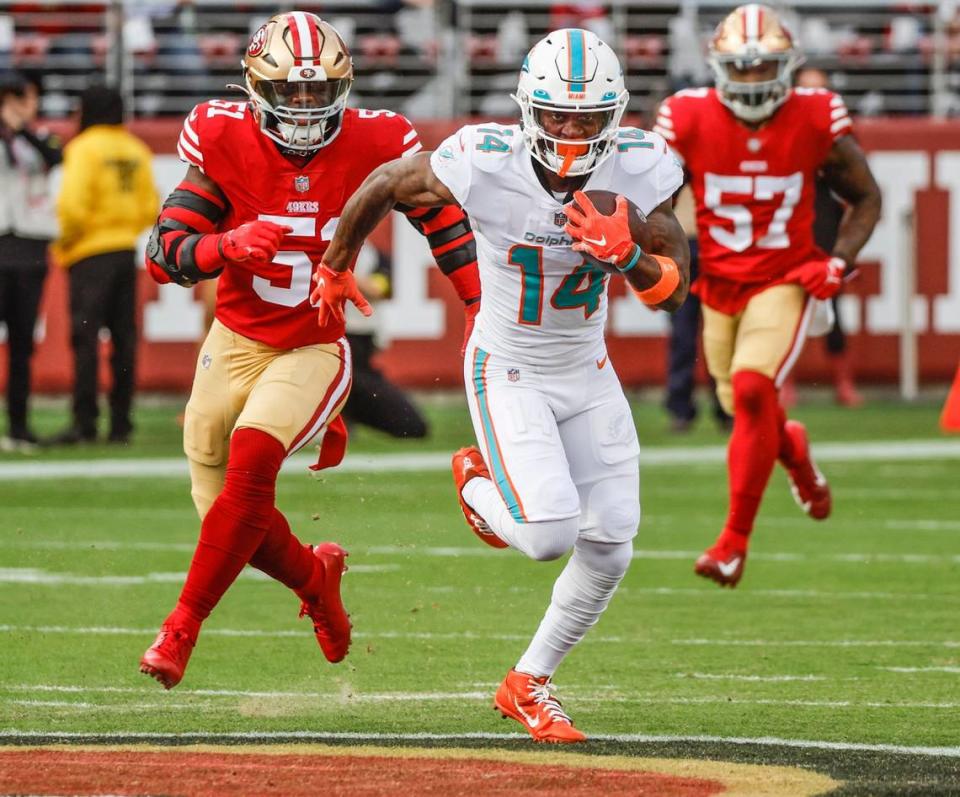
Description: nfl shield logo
xmin=507 ymin=368 xmax=520 ymax=383
xmin=295 ymin=175 xmax=310 ymax=193
xmin=553 ymin=211 xmax=567 ymax=227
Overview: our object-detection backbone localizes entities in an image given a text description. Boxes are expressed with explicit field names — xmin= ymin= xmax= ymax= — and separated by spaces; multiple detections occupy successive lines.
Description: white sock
xmin=462 ymin=477 xmax=577 ymax=560
xmin=515 ymin=539 xmax=633 ymax=677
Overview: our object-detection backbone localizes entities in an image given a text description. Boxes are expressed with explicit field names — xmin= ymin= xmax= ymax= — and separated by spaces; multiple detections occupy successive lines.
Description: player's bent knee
xmin=732 ymin=370 xmax=776 ymax=416
xmin=522 ymin=517 xmax=580 ymax=561
xmin=575 ymin=538 xmax=634 ymax=580
xmin=183 ymin=406 xmax=225 ymax=467
xmin=595 ymin=500 xmax=641 ymax=544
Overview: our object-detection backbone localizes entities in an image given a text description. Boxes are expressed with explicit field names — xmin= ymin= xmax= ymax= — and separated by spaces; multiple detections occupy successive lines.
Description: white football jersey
xmin=430 ymin=123 xmax=683 ymax=364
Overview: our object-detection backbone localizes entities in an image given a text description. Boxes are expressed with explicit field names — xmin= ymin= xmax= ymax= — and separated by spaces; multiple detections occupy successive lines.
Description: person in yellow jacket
xmin=49 ymin=86 xmax=158 ymax=445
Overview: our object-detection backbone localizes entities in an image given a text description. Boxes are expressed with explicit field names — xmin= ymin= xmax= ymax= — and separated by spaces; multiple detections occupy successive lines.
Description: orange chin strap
xmin=555 ymin=143 xmax=589 ymax=177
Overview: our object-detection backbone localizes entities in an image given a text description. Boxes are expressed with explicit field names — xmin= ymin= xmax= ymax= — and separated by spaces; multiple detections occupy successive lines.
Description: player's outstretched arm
xmin=145 ymin=165 xmax=290 ymax=286
xmin=820 ymin=136 xmax=882 ymax=270
xmin=323 ymin=153 xmax=456 ymax=274
xmin=313 ymin=153 xmax=458 ymax=327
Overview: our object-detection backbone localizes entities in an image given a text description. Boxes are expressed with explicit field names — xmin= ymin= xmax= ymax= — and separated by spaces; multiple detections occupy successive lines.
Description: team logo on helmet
xmin=247 ymin=25 xmax=268 ymax=57
xmin=300 ymin=68 xmax=317 ymax=79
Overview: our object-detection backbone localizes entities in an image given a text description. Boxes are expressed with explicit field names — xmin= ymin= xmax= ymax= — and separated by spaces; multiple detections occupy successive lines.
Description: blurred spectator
xmin=343 ymin=245 xmax=427 ymax=439
xmin=664 ymin=185 xmax=731 ymax=433
xmin=550 ymin=2 xmax=613 ymax=42
xmin=48 ymin=86 xmax=158 ymax=445
xmin=0 ymin=70 xmax=60 ymax=451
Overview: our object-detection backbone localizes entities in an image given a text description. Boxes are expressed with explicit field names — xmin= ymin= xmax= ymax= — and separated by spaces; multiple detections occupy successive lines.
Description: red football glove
xmin=787 ymin=256 xmax=847 ymax=300
xmin=461 ymin=300 xmax=479 ymax=356
xmin=310 ymin=264 xmax=373 ymax=327
xmin=564 ymin=191 xmax=637 ymax=269
xmin=219 ymin=220 xmax=291 ymax=264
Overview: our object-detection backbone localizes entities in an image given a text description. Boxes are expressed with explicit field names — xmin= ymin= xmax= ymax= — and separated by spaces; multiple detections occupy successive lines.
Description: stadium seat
xmin=12 ymin=33 xmax=49 ymax=62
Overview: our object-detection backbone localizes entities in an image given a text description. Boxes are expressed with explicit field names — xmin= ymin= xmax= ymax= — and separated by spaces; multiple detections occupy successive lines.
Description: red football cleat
xmin=781 ymin=420 xmax=832 ymax=520
xmin=494 ymin=669 xmax=586 ymax=743
xmin=140 ymin=621 xmax=198 ymax=689
xmin=694 ymin=544 xmax=747 ymax=588
xmin=297 ymin=543 xmax=352 ymax=663
xmin=451 ymin=446 xmax=507 ymax=548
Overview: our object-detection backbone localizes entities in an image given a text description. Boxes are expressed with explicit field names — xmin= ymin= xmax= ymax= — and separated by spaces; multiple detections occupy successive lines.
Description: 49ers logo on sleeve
xmin=248 ymin=25 xmax=268 ymax=56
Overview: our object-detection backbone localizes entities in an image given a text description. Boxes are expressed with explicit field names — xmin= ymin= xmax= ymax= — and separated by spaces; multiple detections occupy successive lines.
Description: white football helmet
xmin=707 ymin=4 xmax=804 ymax=123
xmin=513 ymin=29 xmax=628 ymax=177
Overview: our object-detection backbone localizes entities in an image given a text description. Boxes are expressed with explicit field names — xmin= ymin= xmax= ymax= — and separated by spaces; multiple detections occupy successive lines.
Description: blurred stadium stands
xmin=1 ymin=0 xmax=958 ymax=121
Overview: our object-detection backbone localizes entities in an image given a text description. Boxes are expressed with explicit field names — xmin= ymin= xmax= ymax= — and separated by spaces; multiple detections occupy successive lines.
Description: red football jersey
xmin=654 ymin=88 xmax=852 ymax=311
xmin=176 ymin=101 xmax=423 ymax=348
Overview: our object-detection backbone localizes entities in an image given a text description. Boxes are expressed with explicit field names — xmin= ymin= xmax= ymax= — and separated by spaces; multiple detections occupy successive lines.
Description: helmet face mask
xmin=708 ymin=3 xmax=803 ymax=123
xmin=513 ymin=29 xmax=628 ymax=178
xmin=241 ymin=12 xmax=354 ymax=153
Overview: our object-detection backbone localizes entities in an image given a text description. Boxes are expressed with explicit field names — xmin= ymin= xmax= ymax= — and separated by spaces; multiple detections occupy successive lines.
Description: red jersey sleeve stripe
xmin=401 ymin=141 xmax=423 ymax=158
xmin=182 ymin=116 xmax=200 ymax=146
xmin=830 ymin=117 xmax=853 ymax=136
xmin=177 ymin=139 xmax=203 ymax=167
xmin=178 ymin=132 xmax=203 ymax=162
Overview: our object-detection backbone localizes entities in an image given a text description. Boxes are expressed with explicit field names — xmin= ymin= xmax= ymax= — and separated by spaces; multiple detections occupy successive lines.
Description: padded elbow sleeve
xmin=147 ymin=181 xmax=227 ymax=286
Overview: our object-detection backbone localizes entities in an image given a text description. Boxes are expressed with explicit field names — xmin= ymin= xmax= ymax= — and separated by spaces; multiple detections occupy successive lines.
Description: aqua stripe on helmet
xmin=567 ymin=29 xmax=586 ymax=92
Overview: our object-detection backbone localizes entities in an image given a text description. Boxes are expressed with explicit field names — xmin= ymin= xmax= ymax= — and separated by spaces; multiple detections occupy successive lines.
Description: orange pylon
xmin=940 ymin=363 xmax=960 ymax=433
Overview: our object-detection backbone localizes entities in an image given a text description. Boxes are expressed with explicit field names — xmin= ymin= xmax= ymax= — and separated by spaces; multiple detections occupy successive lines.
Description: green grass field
xmin=2 ymin=395 xmax=959 ymax=793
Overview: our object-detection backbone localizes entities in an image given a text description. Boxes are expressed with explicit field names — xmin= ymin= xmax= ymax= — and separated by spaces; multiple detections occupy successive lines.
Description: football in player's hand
xmin=568 ymin=190 xmax=654 ymax=273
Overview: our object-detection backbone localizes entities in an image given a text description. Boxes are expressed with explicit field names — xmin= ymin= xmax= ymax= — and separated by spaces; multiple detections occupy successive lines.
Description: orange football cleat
xmin=140 ymin=621 xmax=198 ymax=689
xmin=297 ymin=542 xmax=352 ymax=663
xmin=781 ymin=420 xmax=831 ymax=520
xmin=694 ymin=544 xmax=747 ymax=588
xmin=494 ymin=669 xmax=586 ymax=743
xmin=451 ymin=446 xmax=507 ymax=548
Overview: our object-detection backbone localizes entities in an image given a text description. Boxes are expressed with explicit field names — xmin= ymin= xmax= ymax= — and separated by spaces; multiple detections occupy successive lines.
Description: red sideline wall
xmin=7 ymin=117 xmax=960 ymax=393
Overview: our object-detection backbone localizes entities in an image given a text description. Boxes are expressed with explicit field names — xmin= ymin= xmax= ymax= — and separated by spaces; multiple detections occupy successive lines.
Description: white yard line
xmin=2 ymin=624 xmax=959 ymax=650
xmin=6 ymin=699 xmax=198 ymax=711
xmin=1 ymin=438 xmax=960 ymax=481
xmin=880 ymin=666 xmax=960 ymax=674
xmin=620 ymin=587 xmax=947 ymax=601
xmin=674 ymin=638 xmax=960 ymax=648
xmin=0 ymin=564 xmax=396 ymax=585
xmin=0 ymin=729 xmax=956 ymax=758
xmin=1 ymin=689 xmax=958 ymax=711
xmin=6 ymin=543 xmax=960 ymax=574
xmin=0 ymin=625 xmax=547 ymax=642
xmin=677 ymin=673 xmax=828 ymax=682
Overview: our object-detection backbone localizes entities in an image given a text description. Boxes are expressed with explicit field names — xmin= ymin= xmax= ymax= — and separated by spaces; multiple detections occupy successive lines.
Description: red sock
xmin=720 ymin=371 xmax=781 ymax=551
xmin=170 ymin=428 xmax=286 ymax=628
xmin=248 ymin=509 xmax=315 ymax=592
xmin=776 ymin=403 xmax=800 ymax=466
